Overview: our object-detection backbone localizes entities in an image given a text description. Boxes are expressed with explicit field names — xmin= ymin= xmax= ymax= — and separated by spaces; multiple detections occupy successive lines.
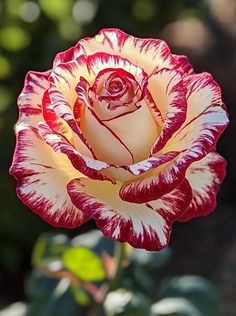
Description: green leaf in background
xmin=104 ymin=289 xmax=151 ymax=316
xmin=58 ymin=18 xmax=82 ymax=41
xmin=158 ymin=275 xmax=220 ymax=316
xmin=39 ymin=0 xmax=72 ymax=20
xmin=0 ymin=56 xmax=11 ymax=79
xmin=151 ymin=297 xmax=203 ymax=316
xmin=132 ymin=0 xmax=157 ymax=22
xmin=0 ymin=86 xmax=12 ymax=113
xmin=63 ymin=247 xmax=105 ymax=281
xmin=0 ymin=26 xmax=30 ymax=51
xmin=32 ymin=233 xmax=70 ymax=268
xmin=6 ymin=0 xmax=24 ymax=17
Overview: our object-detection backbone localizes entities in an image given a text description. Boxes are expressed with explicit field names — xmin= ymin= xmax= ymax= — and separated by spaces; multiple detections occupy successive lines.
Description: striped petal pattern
xmin=67 ymin=178 xmax=192 ymax=251
xmin=10 ymin=28 xmax=228 ymax=250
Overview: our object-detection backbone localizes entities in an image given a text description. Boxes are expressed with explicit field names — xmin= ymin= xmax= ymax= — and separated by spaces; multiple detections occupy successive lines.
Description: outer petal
xmin=79 ymin=28 xmax=177 ymax=74
xmin=120 ymin=91 xmax=226 ymax=203
xmin=163 ymin=73 xmax=228 ymax=166
xmin=148 ymin=68 xmax=187 ymax=154
xmin=183 ymin=72 xmax=224 ymax=126
xmin=38 ymin=122 xmax=114 ymax=182
xmin=100 ymin=150 xmax=180 ymax=182
xmin=120 ymin=139 xmax=226 ymax=205
xmin=53 ymin=43 xmax=86 ymax=67
xmin=119 ymin=152 xmax=187 ymax=203
xmin=67 ymin=178 xmax=192 ymax=251
xmin=165 ymin=101 xmax=228 ymax=160
xmin=179 ymin=152 xmax=226 ymax=221
xmin=10 ymin=123 xmax=88 ymax=227
xmin=42 ymin=89 xmax=92 ymax=155
xmin=18 ymin=70 xmax=51 ymax=122
xmin=173 ymin=54 xmax=194 ymax=76
xmin=10 ymin=70 xmax=86 ymax=227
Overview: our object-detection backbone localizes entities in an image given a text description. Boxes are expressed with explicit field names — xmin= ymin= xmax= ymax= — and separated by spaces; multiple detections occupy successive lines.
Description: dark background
xmin=0 ymin=0 xmax=235 ymax=315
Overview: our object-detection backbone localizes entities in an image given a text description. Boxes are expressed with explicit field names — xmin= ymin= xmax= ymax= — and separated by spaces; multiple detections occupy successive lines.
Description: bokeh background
xmin=0 ymin=0 xmax=236 ymax=315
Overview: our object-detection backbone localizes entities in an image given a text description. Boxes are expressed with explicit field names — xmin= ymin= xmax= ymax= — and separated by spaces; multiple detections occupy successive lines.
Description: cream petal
xmin=79 ymin=28 xmax=176 ymax=74
xmin=179 ymin=152 xmax=226 ymax=221
xmin=67 ymin=178 xmax=192 ymax=250
xmin=10 ymin=124 xmax=87 ymax=227
xmin=104 ymin=101 xmax=158 ymax=163
xmin=80 ymin=105 xmax=134 ymax=165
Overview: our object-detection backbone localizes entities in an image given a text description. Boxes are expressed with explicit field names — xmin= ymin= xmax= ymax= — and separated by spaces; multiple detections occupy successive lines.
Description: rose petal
xmin=184 ymin=72 xmax=224 ymax=125
xmin=18 ymin=70 xmax=50 ymax=122
xmin=50 ymin=57 xmax=88 ymax=106
xmin=179 ymin=152 xmax=226 ymax=221
xmin=120 ymin=84 xmax=228 ymax=202
xmin=165 ymin=101 xmax=228 ymax=159
xmin=67 ymin=178 xmax=192 ymax=251
xmin=49 ymin=58 xmax=100 ymax=157
xmin=11 ymin=70 xmax=86 ymax=227
xmin=172 ymin=54 xmax=194 ymax=76
xmin=164 ymin=73 xmax=228 ymax=163
xmin=102 ymin=102 xmax=159 ymax=163
xmin=101 ymin=151 xmax=180 ymax=182
xmin=79 ymin=28 xmax=176 ymax=74
xmin=80 ymin=97 xmax=135 ymax=165
xmin=10 ymin=123 xmax=88 ymax=228
xmin=148 ymin=68 xmax=187 ymax=154
xmin=38 ymin=121 xmax=114 ymax=182
xmin=119 ymin=152 xmax=187 ymax=203
xmin=42 ymin=89 xmax=82 ymax=149
xmin=80 ymin=100 xmax=158 ymax=166
xmin=86 ymin=53 xmax=148 ymax=88
xmin=53 ymin=43 xmax=86 ymax=67
xmin=88 ymin=68 xmax=143 ymax=120
xmin=74 ymin=53 xmax=158 ymax=165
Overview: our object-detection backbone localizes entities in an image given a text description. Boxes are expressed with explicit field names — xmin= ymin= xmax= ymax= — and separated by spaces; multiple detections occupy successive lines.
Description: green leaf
xmin=151 ymin=297 xmax=203 ymax=316
xmin=159 ymin=275 xmax=220 ymax=316
xmin=63 ymin=247 xmax=105 ymax=281
xmin=104 ymin=289 xmax=151 ymax=316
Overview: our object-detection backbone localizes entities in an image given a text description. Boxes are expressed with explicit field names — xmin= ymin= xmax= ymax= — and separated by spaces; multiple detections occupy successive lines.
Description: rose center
xmin=77 ymin=65 xmax=159 ymax=166
xmin=108 ymin=79 xmax=123 ymax=93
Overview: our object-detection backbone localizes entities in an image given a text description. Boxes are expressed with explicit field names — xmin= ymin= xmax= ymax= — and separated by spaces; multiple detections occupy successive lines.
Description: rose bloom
xmin=10 ymin=29 xmax=228 ymax=251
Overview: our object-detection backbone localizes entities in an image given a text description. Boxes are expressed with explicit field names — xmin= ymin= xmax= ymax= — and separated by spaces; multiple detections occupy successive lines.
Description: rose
xmin=10 ymin=29 xmax=228 ymax=251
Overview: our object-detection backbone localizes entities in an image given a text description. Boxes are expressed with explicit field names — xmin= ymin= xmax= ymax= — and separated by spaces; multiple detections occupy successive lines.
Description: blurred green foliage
xmin=0 ymin=0 xmax=235 ymax=314
xmin=0 ymin=231 xmax=220 ymax=315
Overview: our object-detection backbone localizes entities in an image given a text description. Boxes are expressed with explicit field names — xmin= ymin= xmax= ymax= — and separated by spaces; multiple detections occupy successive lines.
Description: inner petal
xmin=108 ymin=78 xmax=123 ymax=93
xmin=77 ymin=74 xmax=159 ymax=165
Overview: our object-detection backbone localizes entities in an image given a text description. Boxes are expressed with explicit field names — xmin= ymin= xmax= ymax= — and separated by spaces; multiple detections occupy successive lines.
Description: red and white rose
xmin=10 ymin=29 xmax=228 ymax=250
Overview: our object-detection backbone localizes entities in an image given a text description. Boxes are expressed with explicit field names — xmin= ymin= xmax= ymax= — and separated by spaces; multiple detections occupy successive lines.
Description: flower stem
xmin=110 ymin=241 xmax=126 ymax=290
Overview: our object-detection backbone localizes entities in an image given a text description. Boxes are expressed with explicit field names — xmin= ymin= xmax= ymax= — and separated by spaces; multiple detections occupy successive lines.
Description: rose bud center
xmin=77 ymin=67 xmax=158 ymax=166
xmin=107 ymin=78 xmax=123 ymax=93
